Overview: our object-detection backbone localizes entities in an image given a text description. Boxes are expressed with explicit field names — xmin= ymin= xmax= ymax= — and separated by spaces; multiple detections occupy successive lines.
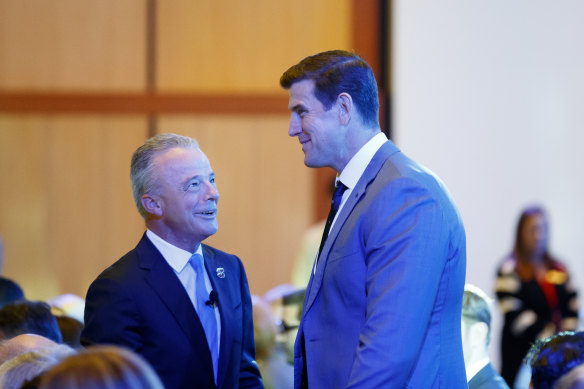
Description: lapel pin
xmin=216 ymin=268 xmax=225 ymax=279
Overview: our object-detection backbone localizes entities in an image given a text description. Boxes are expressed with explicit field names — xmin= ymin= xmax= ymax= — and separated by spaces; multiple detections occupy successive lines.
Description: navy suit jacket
xmin=295 ymin=140 xmax=467 ymax=388
xmin=82 ymin=234 xmax=263 ymax=389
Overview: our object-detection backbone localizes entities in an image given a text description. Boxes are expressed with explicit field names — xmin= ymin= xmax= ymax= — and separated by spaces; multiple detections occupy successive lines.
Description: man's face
xmin=287 ymin=79 xmax=344 ymax=171
xmin=150 ymin=147 xmax=219 ymax=251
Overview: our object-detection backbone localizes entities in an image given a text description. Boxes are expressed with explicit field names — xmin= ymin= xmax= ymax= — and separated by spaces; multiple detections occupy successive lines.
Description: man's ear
xmin=141 ymin=193 xmax=163 ymax=217
xmin=470 ymin=321 xmax=489 ymax=346
xmin=337 ymin=93 xmax=352 ymax=125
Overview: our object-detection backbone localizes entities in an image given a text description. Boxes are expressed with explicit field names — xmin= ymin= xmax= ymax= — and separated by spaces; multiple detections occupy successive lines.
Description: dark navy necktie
xmin=317 ymin=181 xmax=348 ymax=258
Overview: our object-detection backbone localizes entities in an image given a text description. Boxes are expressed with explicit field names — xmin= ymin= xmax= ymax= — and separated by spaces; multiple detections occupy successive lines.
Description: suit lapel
xmin=303 ymin=141 xmax=400 ymax=316
xmin=137 ymin=235 xmax=214 ymax=373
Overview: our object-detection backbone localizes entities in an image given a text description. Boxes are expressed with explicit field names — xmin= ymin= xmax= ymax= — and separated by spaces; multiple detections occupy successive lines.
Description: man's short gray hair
xmin=130 ymin=133 xmax=199 ymax=218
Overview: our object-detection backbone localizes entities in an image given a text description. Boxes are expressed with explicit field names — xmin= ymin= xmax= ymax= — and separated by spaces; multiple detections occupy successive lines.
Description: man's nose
xmin=289 ymin=115 xmax=301 ymax=137
xmin=204 ymin=181 xmax=219 ymax=201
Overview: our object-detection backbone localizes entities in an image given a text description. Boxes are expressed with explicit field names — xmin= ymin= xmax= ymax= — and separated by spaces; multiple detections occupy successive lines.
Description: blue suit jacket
xmin=82 ymin=234 xmax=263 ymax=389
xmin=295 ymin=141 xmax=467 ymax=388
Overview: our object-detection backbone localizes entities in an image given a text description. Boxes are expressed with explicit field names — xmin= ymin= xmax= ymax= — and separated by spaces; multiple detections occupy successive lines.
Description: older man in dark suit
xmin=81 ymin=133 xmax=263 ymax=389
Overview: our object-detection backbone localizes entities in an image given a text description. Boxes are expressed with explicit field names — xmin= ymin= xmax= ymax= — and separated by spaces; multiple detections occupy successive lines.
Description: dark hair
xmin=528 ymin=331 xmax=584 ymax=389
xmin=0 ymin=301 xmax=62 ymax=343
xmin=514 ymin=205 xmax=550 ymax=260
xmin=0 ymin=277 xmax=25 ymax=309
xmin=280 ymin=50 xmax=379 ymax=128
xmin=55 ymin=316 xmax=83 ymax=348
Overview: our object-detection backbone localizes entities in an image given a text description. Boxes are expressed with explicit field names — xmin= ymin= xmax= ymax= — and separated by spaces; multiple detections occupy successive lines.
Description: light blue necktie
xmin=190 ymin=253 xmax=218 ymax=381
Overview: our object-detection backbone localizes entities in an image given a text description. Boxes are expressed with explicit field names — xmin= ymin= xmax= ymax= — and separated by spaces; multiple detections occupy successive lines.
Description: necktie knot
xmin=331 ymin=181 xmax=348 ymax=214
xmin=189 ymin=253 xmax=205 ymax=274
xmin=317 ymin=180 xmax=348 ymax=258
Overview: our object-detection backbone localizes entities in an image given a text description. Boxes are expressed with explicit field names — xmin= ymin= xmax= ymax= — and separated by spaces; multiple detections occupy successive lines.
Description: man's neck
xmin=466 ymin=356 xmax=490 ymax=382
xmin=335 ymin=129 xmax=382 ymax=173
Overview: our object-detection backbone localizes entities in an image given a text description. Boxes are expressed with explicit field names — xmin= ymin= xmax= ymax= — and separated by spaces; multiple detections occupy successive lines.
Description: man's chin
xmin=303 ymin=155 xmax=323 ymax=169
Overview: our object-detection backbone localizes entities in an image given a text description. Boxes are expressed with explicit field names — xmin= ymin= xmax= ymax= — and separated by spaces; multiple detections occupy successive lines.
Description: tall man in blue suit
xmin=280 ymin=50 xmax=468 ymax=388
xmin=81 ymin=133 xmax=263 ymax=389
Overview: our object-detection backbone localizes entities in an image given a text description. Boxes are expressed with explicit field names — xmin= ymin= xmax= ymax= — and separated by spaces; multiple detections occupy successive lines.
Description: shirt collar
xmin=338 ymin=132 xmax=387 ymax=189
xmin=146 ymin=230 xmax=203 ymax=273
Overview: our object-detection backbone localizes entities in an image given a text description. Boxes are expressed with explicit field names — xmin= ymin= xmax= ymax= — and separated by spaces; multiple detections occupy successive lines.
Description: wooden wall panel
xmin=157 ymin=115 xmax=312 ymax=294
xmin=0 ymin=0 xmax=358 ymax=299
xmin=157 ymin=0 xmax=351 ymax=92
xmin=0 ymin=117 xmax=146 ymax=300
xmin=0 ymin=0 xmax=145 ymax=91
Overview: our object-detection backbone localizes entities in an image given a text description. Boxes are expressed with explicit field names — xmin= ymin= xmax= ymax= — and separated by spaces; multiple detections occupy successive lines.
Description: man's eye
xmin=188 ymin=181 xmax=199 ymax=189
xmin=210 ymin=177 xmax=215 ymax=184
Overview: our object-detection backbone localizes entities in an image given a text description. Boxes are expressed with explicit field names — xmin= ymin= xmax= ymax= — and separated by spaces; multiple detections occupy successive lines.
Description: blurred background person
xmin=462 ymin=284 xmax=509 ymax=389
xmin=47 ymin=294 xmax=85 ymax=325
xmin=496 ymin=206 xmax=579 ymax=386
xmin=0 ymin=334 xmax=59 ymax=366
xmin=0 ymin=301 xmax=62 ymax=343
xmin=263 ymin=285 xmax=305 ymax=367
xmin=556 ymin=364 xmax=584 ymax=389
xmin=528 ymin=331 xmax=584 ymax=389
xmin=0 ymin=344 xmax=75 ymax=389
xmin=47 ymin=294 xmax=85 ymax=349
xmin=39 ymin=345 xmax=164 ymax=389
xmin=262 ymin=285 xmax=304 ymax=389
xmin=0 ymin=277 xmax=25 ymax=309
xmin=54 ymin=316 xmax=82 ymax=349
xmin=280 ymin=289 xmax=304 ymax=367
xmin=252 ymin=295 xmax=282 ymax=389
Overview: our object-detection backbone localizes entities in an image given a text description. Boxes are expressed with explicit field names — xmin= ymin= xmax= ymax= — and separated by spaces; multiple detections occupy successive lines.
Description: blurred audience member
xmin=39 ymin=345 xmax=164 ymax=389
xmin=0 ymin=301 xmax=62 ymax=343
xmin=55 ymin=316 xmax=83 ymax=349
xmin=528 ymin=331 xmax=584 ymax=389
xmin=556 ymin=364 xmax=584 ymax=389
xmin=461 ymin=284 xmax=509 ymax=389
xmin=262 ymin=285 xmax=305 ymax=389
xmin=47 ymin=294 xmax=85 ymax=324
xmin=290 ymin=220 xmax=326 ymax=288
xmin=252 ymin=295 xmax=279 ymax=389
xmin=496 ymin=206 xmax=579 ymax=386
xmin=0 ymin=277 xmax=25 ymax=309
xmin=0 ymin=334 xmax=59 ymax=365
xmin=280 ymin=289 xmax=304 ymax=365
xmin=0 ymin=344 xmax=74 ymax=389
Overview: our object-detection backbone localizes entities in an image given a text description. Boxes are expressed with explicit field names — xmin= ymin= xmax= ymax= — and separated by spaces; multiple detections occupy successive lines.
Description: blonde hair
xmin=0 ymin=345 xmax=75 ymax=389
xmin=39 ymin=345 xmax=164 ymax=389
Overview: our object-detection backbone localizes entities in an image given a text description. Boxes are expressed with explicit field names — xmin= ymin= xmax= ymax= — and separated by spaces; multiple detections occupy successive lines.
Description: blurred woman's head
xmin=514 ymin=206 xmax=549 ymax=260
xmin=39 ymin=345 xmax=164 ymax=389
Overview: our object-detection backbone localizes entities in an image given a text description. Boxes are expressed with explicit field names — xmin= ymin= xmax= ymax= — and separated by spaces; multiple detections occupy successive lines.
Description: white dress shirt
xmin=333 ymin=132 xmax=388 ymax=229
xmin=146 ymin=230 xmax=221 ymax=353
xmin=314 ymin=132 xmax=387 ymax=274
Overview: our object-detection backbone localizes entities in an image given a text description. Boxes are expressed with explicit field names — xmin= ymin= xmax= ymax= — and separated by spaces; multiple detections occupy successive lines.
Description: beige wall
xmin=0 ymin=0 xmax=352 ymax=299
